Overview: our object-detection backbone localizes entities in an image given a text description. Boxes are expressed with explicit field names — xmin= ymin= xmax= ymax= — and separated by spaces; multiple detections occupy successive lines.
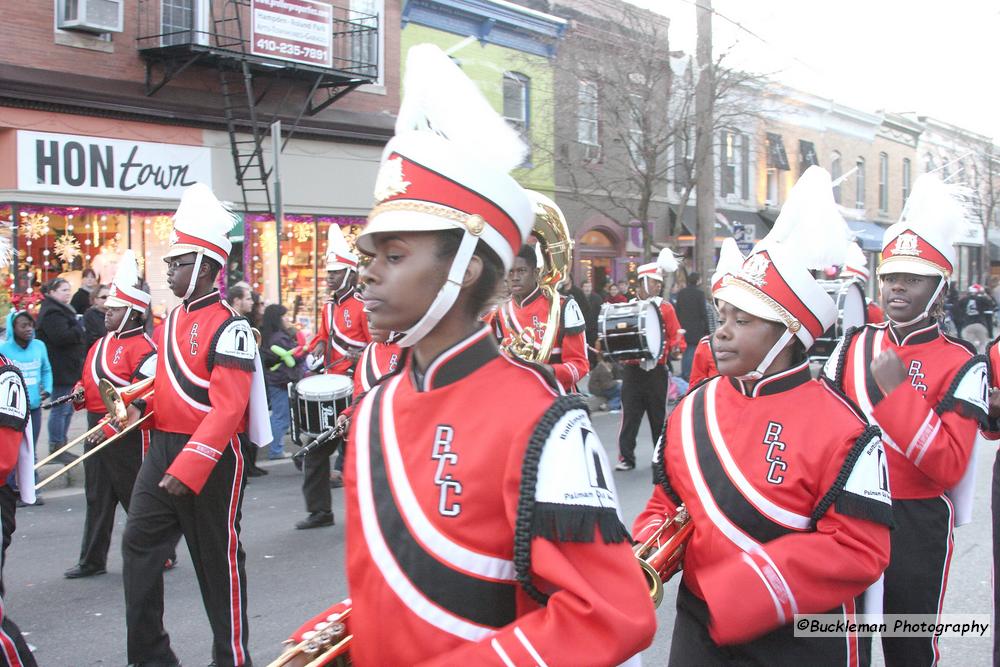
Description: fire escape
xmin=136 ymin=0 xmax=379 ymax=217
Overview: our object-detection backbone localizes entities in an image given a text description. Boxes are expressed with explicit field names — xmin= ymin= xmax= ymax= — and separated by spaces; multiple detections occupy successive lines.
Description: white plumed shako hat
xmin=105 ymin=249 xmax=149 ymax=313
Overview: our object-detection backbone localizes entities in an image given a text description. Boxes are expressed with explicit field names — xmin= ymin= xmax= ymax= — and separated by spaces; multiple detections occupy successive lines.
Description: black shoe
xmin=295 ymin=511 xmax=334 ymax=530
xmin=32 ymin=495 xmax=44 ymax=506
xmin=64 ymin=563 xmax=107 ymax=579
xmin=247 ymin=466 xmax=268 ymax=477
xmin=52 ymin=452 xmax=75 ymax=465
xmin=614 ymin=459 xmax=635 ymax=471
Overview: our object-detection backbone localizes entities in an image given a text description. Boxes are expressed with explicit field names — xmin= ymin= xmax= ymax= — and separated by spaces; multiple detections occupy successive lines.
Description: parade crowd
xmin=0 ymin=43 xmax=999 ymax=667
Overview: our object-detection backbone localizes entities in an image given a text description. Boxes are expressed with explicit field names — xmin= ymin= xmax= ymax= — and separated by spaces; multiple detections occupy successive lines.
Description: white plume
xmin=113 ymin=249 xmax=140 ymax=290
xmin=711 ymin=237 xmax=744 ymax=287
xmin=657 ymin=248 xmax=679 ymax=274
xmin=755 ymin=166 xmax=850 ymax=270
xmin=395 ymin=43 xmax=527 ymax=172
xmin=173 ymin=183 xmax=237 ymax=236
xmin=899 ymin=173 xmax=976 ymax=245
xmin=844 ymin=241 xmax=867 ymax=270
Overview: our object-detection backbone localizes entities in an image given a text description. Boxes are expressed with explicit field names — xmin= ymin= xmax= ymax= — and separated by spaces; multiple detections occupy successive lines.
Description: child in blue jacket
xmin=1 ymin=310 xmax=53 ymax=452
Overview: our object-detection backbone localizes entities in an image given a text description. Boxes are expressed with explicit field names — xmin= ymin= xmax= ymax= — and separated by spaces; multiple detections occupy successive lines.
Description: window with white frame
xmin=766 ymin=168 xmax=778 ymax=205
xmin=503 ymin=72 xmax=530 ymax=166
xmin=925 ymin=153 xmax=936 ymax=173
xmin=577 ymin=80 xmax=599 ymax=159
xmin=740 ymin=134 xmax=749 ymax=199
xmin=902 ymin=158 xmax=911 ymax=205
xmin=720 ymin=131 xmax=746 ymax=199
xmin=161 ymin=0 xmax=194 ymax=46
xmin=855 ymin=157 xmax=866 ymax=209
xmin=350 ymin=0 xmax=383 ymax=85
xmin=626 ymin=92 xmax=646 ymax=172
xmin=673 ymin=129 xmax=693 ymax=193
xmin=831 ymin=151 xmax=842 ymax=204
xmin=941 ymin=154 xmax=951 ymax=181
xmin=878 ymin=152 xmax=889 ymax=212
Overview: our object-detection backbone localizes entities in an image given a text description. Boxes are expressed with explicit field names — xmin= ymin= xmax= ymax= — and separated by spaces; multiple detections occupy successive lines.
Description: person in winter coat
xmin=0 ymin=310 xmax=53 ymax=451
xmin=83 ymin=284 xmax=110 ymax=348
xmin=35 ymin=277 xmax=86 ymax=459
xmin=259 ymin=304 xmax=305 ymax=460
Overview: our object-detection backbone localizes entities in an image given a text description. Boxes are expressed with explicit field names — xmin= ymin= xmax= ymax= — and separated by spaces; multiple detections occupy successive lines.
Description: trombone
xmin=35 ymin=377 xmax=154 ymax=489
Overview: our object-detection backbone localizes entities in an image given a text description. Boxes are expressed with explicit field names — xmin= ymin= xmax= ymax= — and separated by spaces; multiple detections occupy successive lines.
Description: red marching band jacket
xmin=353 ymin=340 xmax=403 ymax=397
xmin=309 ymin=290 xmax=371 ymax=375
xmin=823 ymin=322 xmax=988 ymax=503
xmin=140 ymin=291 xmax=257 ymax=494
xmin=75 ymin=327 xmax=156 ymax=442
xmin=633 ymin=365 xmax=893 ymax=652
xmin=491 ymin=287 xmax=590 ymax=391
xmin=0 ymin=355 xmax=31 ymax=496
xmin=688 ymin=335 xmax=718 ymax=386
xmin=339 ymin=327 xmax=654 ymax=665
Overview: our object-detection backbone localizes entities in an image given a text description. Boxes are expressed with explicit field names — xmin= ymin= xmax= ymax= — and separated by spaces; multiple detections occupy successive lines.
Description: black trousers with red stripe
xmin=669 ymin=581 xmax=852 ymax=666
xmin=617 ymin=363 xmax=668 ymax=467
xmin=122 ymin=431 xmax=250 ymax=667
xmin=881 ymin=496 xmax=954 ymax=667
xmin=0 ymin=485 xmax=35 ymax=667
xmin=77 ymin=411 xmax=143 ymax=569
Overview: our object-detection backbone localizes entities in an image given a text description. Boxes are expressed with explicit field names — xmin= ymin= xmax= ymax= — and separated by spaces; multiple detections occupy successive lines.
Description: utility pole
xmin=694 ymin=0 xmax=715 ymax=277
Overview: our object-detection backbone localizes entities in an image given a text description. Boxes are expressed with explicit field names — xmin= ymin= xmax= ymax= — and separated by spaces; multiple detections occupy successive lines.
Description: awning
xmin=673 ymin=207 xmax=767 ymax=250
xmin=954 ymin=220 xmax=984 ymax=246
xmin=846 ymin=219 xmax=885 ymax=252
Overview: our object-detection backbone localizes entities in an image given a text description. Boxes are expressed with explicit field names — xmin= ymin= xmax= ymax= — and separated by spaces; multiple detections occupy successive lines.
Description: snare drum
xmin=811 ymin=280 xmax=866 ymax=361
xmin=290 ymin=374 xmax=353 ymax=444
xmin=598 ymin=301 xmax=664 ymax=362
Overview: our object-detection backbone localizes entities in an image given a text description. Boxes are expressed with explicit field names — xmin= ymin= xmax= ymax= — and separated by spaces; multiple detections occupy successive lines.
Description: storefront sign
xmin=17 ymin=131 xmax=212 ymax=199
xmin=251 ymin=0 xmax=334 ymax=69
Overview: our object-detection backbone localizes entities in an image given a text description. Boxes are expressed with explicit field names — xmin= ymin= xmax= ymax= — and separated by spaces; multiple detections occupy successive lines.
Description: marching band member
xmin=826 ymin=175 xmax=989 ymax=667
xmin=842 ymin=241 xmax=885 ymax=323
xmin=297 ymin=225 xmax=371 ymax=530
xmin=120 ymin=184 xmax=271 ymax=667
xmin=294 ymin=44 xmax=655 ymax=665
xmin=635 ymin=167 xmax=893 ymax=664
xmin=307 ymin=224 xmax=370 ymax=374
xmin=614 ymin=249 xmax=683 ymax=471
xmin=493 ymin=244 xmax=590 ymax=392
xmin=686 ymin=335 xmax=717 ymax=387
xmin=64 ymin=250 xmax=157 ymax=580
xmin=0 ymin=231 xmax=38 ymax=664
xmin=353 ymin=324 xmax=403 ymax=397
xmin=686 ymin=239 xmax=744 ymax=389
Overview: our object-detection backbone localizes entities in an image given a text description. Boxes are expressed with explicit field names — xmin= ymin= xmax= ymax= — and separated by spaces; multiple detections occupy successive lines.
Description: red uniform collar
xmin=409 ymin=327 xmax=499 ymax=392
xmin=514 ymin=286 xmax=543 ymax=308
xmin=116 ymin=326 xmax=146 ymax=340
xmin=885 ymin=321 xmax=940 ymax=347
xmin=333 ymin=287 xmax=358 ymax=305
xmin=729 ymin=360 xmax=812 ymax=398
xmin=184 ymin=290 xmax=221 ymax=312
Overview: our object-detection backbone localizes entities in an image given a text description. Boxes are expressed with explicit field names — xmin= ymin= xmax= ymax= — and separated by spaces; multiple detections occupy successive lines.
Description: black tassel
xmin=835 ymin=492 xmax=895 ymax=529
xmin=531 ymin=503 xmax=630 ymax=544
xmin=212 ymin=354 xmax=256 ymax=372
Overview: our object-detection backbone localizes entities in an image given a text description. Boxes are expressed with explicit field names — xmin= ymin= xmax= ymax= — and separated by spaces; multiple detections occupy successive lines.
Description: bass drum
xmin=598 ymin=301 xmax=664 ymax=362
xmin=289 ymin=374 xmax=353 ymax=445
xmin=811 ymin=280 xmax=866 ymax=361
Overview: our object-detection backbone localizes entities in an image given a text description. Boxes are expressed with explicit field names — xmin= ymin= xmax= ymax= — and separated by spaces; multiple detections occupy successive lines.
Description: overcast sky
xmin=628 ymin=0 xmax=1000 ymax=141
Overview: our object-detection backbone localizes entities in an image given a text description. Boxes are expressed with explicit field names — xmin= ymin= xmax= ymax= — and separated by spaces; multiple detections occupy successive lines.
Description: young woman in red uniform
xmin=825 ymin=175 xmax=989 ymax=667
xmin=635 ymin=167 xmax=893 ymax=665
xmin=283 ymin=44 xmax=655 ymax=666
xmin=65 ymin=250 xmax=157 ymax=580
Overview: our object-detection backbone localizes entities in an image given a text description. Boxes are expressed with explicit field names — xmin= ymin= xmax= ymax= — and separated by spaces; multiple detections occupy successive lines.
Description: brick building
xmin=0 ymin=0 xmax=399 ymax=332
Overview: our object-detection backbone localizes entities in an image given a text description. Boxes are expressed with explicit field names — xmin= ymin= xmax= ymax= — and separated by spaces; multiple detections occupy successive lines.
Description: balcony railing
xmin=136 ymin=0 xmax=379 ymax=80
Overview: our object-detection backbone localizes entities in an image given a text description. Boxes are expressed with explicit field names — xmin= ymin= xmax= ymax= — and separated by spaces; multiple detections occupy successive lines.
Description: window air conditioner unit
xmin=58 ymin=0 xmax=124 ymax=34
xmin=725 ymin=193 xmax=740 ymax=204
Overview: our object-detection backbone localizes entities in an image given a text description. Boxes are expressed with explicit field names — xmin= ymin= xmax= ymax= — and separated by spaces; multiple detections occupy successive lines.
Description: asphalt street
xmin=8 ymin=409 xmax=997 ymax=665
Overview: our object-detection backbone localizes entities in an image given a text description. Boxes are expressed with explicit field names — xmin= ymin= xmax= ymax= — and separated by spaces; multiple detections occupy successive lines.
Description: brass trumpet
xmin=35 ymin=377 xmax=154 ymax=489
xmin=633 ymin=505 xmax=694 ymax=608
xmin=268 ymin=603 xmax=352 ymax=667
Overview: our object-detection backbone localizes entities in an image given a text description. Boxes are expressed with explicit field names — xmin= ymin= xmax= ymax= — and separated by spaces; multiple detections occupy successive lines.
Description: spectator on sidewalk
xmin=587 ymin=353 xmax=622 ymax=412
xmin=259 ymin=304 xmax=305 ymax=461
xmin=70 ymin=268 xmax=98 ymax=315
xmin=605 ymin=282 xmax=628 ymax=304
xmin=35 ymin=277 xmax=85 ymax=463
xmin=83 ymin=284 xmax=110 ymax=348
xmin=580 ymin=280 xmax=604 ymax=362
xmin=675 ymin=272 xmax=709 ymax=380
xmin=1 ymin=309 xmax=53 ymax=505
xmin=226 ymin=283 xmax=267 ymax=477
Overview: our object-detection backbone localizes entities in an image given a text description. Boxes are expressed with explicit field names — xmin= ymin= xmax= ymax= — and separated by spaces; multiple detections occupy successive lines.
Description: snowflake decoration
xmin=54 ymin=234 xmax=81 ymax=264
xmin=21 ymin=214 xmax=50 ymax=240
xmin=293 ymin=223 xmax=313 ymax=243
xmin=153 ymin=216 xmax=174 ymax=242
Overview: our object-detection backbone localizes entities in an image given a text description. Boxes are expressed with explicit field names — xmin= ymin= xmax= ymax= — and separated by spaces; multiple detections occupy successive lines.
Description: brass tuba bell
xmin=501 ymin=191 xmax=574 ymax=363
